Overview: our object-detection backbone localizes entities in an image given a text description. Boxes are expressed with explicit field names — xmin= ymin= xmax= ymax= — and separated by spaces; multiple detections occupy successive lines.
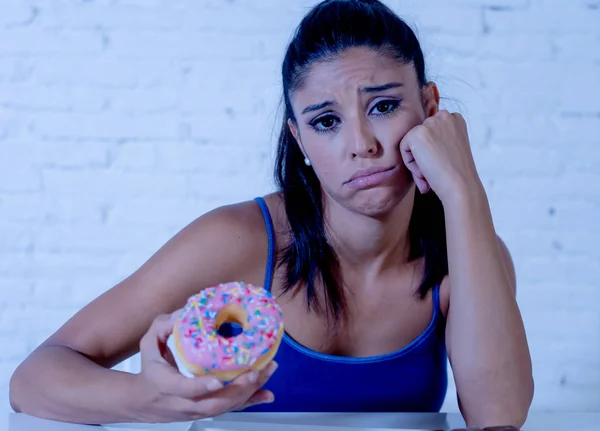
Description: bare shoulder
xmin=165 ymin=198 xmax=272 ymax=282
xmin=40 ymin=196 xmax=273 ymax=368
xmin=115 ymin=196 xmax=273 ymax=298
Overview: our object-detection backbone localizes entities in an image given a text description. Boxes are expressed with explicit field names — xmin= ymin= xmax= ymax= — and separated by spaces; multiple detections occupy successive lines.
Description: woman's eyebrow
xmin=302 ymin=100 xmax=335 ymax=115
xmin=301 ymin=82 xmax=403 ymax=114
xmin=361 ymin=82 xmax=404 ymax=93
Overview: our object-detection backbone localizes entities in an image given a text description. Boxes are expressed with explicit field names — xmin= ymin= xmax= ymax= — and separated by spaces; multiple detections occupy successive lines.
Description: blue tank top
xmin=243 ymin=197 xmax=448 ymax=412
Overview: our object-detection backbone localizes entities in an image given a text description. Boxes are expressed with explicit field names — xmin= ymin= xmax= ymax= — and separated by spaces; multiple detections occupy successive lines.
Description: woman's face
xmin=288 ymin=47 xmax=438 ymax=216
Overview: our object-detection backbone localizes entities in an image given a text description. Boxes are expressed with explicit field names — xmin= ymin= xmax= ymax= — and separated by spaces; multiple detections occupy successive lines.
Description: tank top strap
xmin=432 ymin=283 xmax=442 ymax=320
xmin=254 ymin=197 xmax=276 ymax=292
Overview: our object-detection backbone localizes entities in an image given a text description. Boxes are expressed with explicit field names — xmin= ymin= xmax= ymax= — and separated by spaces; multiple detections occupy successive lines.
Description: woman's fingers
xmin=176 ymin=362 xmax=278 ymax=416
xmin=220 ymin=361 xmax=278 ymax=402
xmin=238 ymin=390 xmax=275 ymax=410
xmin=401 ymin=147 xmax=430 ymax=194
xmin=144 ymin=359 xmax=225 ymax=400
xmin=414 ymin=176 xmax=430 ymax=194
xmin=212 ymin=361 xmax=279 ymax=411
xmin=399 ymin=131 xmax=430 ymax=194
xmin=140 ymin=314 xmax=172 ymax=359
xmin=140 ymin=313 xmax=226 ymax=400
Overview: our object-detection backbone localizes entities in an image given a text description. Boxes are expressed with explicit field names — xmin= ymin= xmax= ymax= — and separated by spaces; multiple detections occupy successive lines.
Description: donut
xmin=172 ymin=281 xmax=284 ymax=382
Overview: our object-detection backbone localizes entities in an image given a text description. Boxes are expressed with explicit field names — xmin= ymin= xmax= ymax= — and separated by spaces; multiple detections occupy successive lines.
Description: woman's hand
xmin=399 ymin=110 xmax=482 ymax=203
xmin=133 ymin=312 xmax=277 ymax=423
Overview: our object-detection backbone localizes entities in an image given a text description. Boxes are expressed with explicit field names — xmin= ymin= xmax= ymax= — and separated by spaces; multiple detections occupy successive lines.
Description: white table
xmin=2 ymin=411 xmax=599 ymax=431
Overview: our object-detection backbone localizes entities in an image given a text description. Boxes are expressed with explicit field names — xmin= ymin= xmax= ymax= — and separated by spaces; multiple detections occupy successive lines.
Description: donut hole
xmin=215 ymin=304 xmax=247 ymax=338
xmin=217 ymin=321 xmax=243 ymax=338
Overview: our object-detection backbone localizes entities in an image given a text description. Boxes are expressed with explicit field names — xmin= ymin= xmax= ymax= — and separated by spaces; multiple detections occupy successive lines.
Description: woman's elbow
xmin=9 ymin=353 xmax=47 ymax=416
xmin=516 ymin=374 xmax=535 ymax=426
xmin=9 ymin=364 xmax=26 ymax=413
xmin=463 ymin=375 xmax=535 ymax=429
xmin=497 ymin=375 xmax=535 ymax=428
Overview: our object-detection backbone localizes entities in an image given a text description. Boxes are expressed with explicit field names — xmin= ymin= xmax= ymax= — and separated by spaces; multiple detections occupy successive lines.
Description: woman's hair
xmin=274 ymin=0 xmax=448 ymax=322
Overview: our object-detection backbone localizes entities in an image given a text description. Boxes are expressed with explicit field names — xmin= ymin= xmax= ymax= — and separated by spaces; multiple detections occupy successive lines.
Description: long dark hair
xmin=274 ymin=0 xmax=448 ymax=322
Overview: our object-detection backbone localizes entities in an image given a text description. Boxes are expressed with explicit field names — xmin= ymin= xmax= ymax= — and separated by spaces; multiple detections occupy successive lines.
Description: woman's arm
xmin=10 ymin=344 xmax=150 ymax=424
xmin=9 ymin=201 xmax=271 ymax=424
xmin=443 ymin=184 xmax=534 ymax=429
xmin=399 ymin=107 xmax=534 ymax=428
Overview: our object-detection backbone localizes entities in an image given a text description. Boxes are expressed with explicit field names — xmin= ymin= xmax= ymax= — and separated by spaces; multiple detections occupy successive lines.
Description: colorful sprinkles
xmin=176 ymin=281 xmax=284 ymax=373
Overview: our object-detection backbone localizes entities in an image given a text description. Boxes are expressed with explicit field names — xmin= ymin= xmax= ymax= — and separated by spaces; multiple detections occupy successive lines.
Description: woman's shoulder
xmin=189 ymin=192 xmax=284 ymax=241
xmin=136 ymin=194 xmax=285 ymax=293
xmin=180 ymin=195 xmax=276 ymax=256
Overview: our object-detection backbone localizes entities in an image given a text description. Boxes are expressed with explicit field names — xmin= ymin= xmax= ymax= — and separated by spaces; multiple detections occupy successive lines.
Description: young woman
xmin=9 ymin=0 xmax=534 ymax=428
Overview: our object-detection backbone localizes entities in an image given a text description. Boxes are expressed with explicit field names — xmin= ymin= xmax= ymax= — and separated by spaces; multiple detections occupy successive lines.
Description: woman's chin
xmin=346 ymin=185 xmax=414 ymax=217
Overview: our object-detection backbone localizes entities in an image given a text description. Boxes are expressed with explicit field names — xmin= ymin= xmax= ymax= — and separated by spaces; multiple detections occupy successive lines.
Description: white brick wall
xmin=1 ymin=0 xmax=599 ymax=415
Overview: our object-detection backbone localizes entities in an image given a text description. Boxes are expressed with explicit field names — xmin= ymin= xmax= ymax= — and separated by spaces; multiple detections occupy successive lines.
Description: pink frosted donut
xmin=172 ymin=281 xmax=284 ymax=381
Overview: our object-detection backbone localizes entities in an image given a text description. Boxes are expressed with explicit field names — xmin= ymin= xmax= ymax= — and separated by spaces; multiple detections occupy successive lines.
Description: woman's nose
xmin=349 ymin=119 xmax=378 ymax=158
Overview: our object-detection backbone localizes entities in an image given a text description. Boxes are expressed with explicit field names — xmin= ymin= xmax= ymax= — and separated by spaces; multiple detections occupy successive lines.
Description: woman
xmin=9 ymin=0 xmax=534 ymax=428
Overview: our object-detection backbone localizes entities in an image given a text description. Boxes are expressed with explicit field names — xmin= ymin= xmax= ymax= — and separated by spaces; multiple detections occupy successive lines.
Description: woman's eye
xmin=311 ymin=115 xmax=339 ymax=132
xmin=371 ymin=100 xmax=400 ymax=115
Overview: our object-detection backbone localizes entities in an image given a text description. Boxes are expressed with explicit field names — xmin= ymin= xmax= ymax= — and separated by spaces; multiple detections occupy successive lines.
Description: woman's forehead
xmin=291 ymin=48 xmax=418 ymax=103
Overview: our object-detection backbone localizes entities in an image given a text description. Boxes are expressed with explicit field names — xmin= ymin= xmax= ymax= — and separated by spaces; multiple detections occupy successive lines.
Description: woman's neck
xmin=323 ymin=188 xmax=415 ymax=278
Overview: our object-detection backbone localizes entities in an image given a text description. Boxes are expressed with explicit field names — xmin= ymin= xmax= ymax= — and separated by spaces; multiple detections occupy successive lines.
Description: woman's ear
xmin=287 ymin=118 xmax=307 ymax=158
xmin=422 ymin=82 xmax=440 ymax=118
xmin=287 ymin=118 xmax=300 ymax=143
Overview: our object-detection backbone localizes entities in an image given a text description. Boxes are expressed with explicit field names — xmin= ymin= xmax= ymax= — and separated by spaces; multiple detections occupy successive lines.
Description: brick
xmin=451 ymin=0 xmax=530 ymax=8
xmin=0 ymin=116 xmax=32 ymax=141
xmin=106 ymin=87 xmax=180 ymax=115
xmin=476 ymin=34 xmax=554 ymax=61
xmin=0 ymin=336 xmax=30 ymax=361
xmin=491 ymin=172 xmax=600 ymax=205
xmin=180 ymin=60 xmax=281 ymax=115
xmin=34 ymin=223 xmax=173 ymax=255
xmin=9 ymin=141 xmax=111 ymax=169
xmin=155 ymin=143 xmax=264 ymax=174
xmin=30 ymin=280 xmax=74 ymax=309
xmin=0 ymin=251 xmax=118 ymax=279
xmin=395 ymin=2 xmax=484 ymax=35
xmin=109 ymin=29 xmax=262 ymax=60
xmin=180 ymin=4 xmax=296 ymax=35
xmin=516 ymin=254 xmax=599 ymax=286
xmin=556 ymin=64 xmax=600 ymax=114
xmin=0 ymin=4 xmax=38 ymax=27
xmin=0 ymin=193 xmax=107 ymax=226
xmin=472 ymin=144 xmax=565 ymax=177
xmin=42 ymin=2 xmax=182 ymax=31
xmin=34 ymin=57 xmax=178 ymax=89
xmin=554 ymin=33 xmax=600 ymax=63
xmin=0 ymin=84 xmax=107 ymax=113
xmin=0 ymin=58 xmax=35 ymax=84
xmin=41 ymin=169 xmax=189 ymax=203
xmin=107 ymin=198 xmax=205 ymax=228
xmin=33 ymin=113 xmax=181 ymax=141
xmin=0 ymin=28 xmax=103 ymax=56
xmin=0 ymin=163 xmax=41 ymax=194
xmin=108 ymin=142 xmax=156 ymax=171
xmin=0 ymin=225 xmax=34 ymax=252
xmin=187 ymin=110 xmax=273 ymax=144
xmin=484 ymin=2 xmax=600 ymax=34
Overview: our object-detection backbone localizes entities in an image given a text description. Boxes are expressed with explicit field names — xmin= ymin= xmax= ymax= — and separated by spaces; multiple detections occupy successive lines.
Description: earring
xmin=304 ymin=157 xmax=311 ymax=166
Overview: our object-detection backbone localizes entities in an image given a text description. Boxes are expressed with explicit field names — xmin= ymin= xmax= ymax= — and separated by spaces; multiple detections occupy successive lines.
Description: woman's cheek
xmin=387 ymin=114 xmax=423 ymax=147
xmin=310 ymin=149 xmax=340 ymax=187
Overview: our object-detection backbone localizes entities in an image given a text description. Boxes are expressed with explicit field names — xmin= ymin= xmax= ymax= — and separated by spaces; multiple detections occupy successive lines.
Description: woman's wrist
xmin=125 ymin=372 xmax=161 ymax=423
xmin=439 ymin=177 xmax=489 ymax=214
